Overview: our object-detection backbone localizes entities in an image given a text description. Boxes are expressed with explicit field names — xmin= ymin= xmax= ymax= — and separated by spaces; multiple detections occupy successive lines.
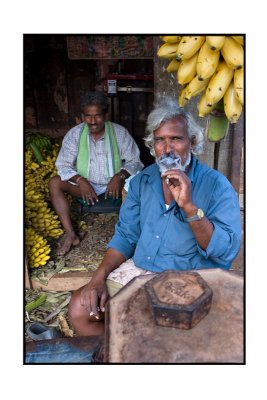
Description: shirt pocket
xmin=163 ymin=215 xmax=197 ymax=256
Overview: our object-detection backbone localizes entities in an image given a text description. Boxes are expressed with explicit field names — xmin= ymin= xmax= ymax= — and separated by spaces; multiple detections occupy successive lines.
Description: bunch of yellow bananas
xmin=26 ymin=227 xmax=51 ymax=268
xmin=25 ymin=194 xmax=64 ymax=238
xmin=25 ymin=147 xmax=64 ymax=239
xmin=25 ymin=145 xmax=64 ymax=268
xmin=35 ymin=145 xmax=59 ymax=196
xmin=26 ymin=144 xmax=59 ymax=196
xmin=157 ymin=35 xmax=244 ymax=123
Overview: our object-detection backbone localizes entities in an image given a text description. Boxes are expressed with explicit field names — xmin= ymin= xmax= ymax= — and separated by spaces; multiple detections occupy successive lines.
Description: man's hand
xmin=105 ymin=174 xmax=124 ymax=199
xmin=161 ymin=169 xmax=195 ymax=212
xmin=79 ymin=248 xmax=126 ymax=319
xmin=78 ymin=179 xmax=99 ymax=205
xmin=80 ymin=273 xmax=109 ymax=319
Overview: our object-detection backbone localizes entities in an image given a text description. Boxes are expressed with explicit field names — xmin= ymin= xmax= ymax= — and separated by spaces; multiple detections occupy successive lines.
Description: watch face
xmin=197 ymin=209 xmax=204 ymax=219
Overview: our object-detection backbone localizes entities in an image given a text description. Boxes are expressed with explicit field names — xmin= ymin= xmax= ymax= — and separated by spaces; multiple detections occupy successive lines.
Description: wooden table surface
xmin=105 ymin=269 xmax=244 ymax=364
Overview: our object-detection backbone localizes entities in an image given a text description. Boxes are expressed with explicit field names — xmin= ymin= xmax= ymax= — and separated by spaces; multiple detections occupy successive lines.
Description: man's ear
xmin=190 ymin=135 xmax=196 ymax=149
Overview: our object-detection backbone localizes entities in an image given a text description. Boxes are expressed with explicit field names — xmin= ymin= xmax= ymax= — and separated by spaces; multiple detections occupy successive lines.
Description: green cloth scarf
xmin=76 ymin=121 xmax=121 ymax=179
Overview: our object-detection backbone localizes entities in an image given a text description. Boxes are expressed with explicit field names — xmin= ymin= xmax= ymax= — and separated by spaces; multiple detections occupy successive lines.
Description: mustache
xmin=156 ymin=151 xmax=191 ymax=173
xmin=156 ymin=152 xmax=183 ymax=173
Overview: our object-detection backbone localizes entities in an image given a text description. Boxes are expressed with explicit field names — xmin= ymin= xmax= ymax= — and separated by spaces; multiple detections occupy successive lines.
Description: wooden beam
xmin=30 ymin=271 xmax=94 ymax=292
xmin=25 ymin=256 xmax=32 ymax=289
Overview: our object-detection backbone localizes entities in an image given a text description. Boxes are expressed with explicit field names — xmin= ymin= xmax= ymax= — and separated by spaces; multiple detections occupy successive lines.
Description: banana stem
xmin=25 ymin=293 xmax=47 ymax=314
xmin=29 ymin=143 xmax=44 ymax=164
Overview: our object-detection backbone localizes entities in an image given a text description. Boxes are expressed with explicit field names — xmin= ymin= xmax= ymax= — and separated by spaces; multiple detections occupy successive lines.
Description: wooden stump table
xmin=104 ymin=268 xmax=244 ymax=363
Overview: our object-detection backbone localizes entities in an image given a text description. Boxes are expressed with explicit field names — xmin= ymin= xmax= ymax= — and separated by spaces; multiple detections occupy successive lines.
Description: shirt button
xmin=164 ymin=214 xmax=167 ymax=217
xmin=156 ymin=235 xmax=160 ymax=239
xmin=147 ymin=256 xmax=151 ymax=260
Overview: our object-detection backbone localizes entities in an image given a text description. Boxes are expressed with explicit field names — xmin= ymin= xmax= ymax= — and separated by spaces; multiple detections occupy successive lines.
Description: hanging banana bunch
xmin=157 ymin=34 xmax=244 ymax=123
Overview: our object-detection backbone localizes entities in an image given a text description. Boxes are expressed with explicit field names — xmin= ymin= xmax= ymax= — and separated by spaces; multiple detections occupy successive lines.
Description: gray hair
xmin=144 ymin=97 xmax=204 ymax=157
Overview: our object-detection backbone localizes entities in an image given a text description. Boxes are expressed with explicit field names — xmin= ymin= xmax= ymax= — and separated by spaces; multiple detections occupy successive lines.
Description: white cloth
xmin=107 ymin=258 xmax=155 ymax=286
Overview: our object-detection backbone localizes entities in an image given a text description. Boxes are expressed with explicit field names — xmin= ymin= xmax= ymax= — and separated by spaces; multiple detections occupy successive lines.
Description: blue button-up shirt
xmin=108 ymin=156 xmax=241 ymax=271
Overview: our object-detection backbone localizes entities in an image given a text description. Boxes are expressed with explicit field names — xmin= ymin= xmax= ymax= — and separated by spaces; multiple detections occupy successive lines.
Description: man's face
xmin=82 ymin=105 xmax=107 ymax=135
xmin=154 ymin=117 xmax=192 ymax=166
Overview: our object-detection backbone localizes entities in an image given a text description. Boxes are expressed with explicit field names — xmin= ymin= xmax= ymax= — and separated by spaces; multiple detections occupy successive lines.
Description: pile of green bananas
xmin=26 ymin=227 xmax=51 ymax=268
xmin=25 ymin=132 xmax=52 ymax=149
xmin=158 ymin=35 xmax=244 ymax=123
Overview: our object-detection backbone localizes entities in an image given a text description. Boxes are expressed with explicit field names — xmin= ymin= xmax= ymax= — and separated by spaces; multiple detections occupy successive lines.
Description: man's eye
xmin=85 ymin=114 xmax=103 ymax=118
xmin=155 ymin=138 xmax=164 ymax=141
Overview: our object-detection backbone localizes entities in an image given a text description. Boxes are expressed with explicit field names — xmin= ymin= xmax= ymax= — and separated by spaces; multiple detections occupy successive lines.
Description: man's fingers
xmin=92 ymin=193 xmax=99 ymax=203
xmin=100 ymin=290 xmax=109 ymax=312
xmin=115 ymin=187 xmax=120 ymax=199
xmin=90 ymin=288 xmax=100 ymax=319
xmin=105 ymin=188 xmax=115 ymax=199
xmin=85 ymin=191 xmax=98 ymax=205
xmin=105 ymin=188 xmax=110 ymax=200
xmin=86 ymin=195 xmax=94 ymax=205
xmin=80 ymin=287 xmax=91 ymax=312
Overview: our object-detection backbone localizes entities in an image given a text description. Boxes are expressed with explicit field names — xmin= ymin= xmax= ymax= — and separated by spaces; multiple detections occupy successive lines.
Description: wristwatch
xmin=119 ymin=171 xmax=128 ymax=180
xmin=185 ymin=208 xmax=204 ymax=222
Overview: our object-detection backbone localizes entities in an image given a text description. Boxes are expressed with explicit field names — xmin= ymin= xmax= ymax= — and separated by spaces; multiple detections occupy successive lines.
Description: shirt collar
xmin=186 ymin=154 xmax=198 ymax=183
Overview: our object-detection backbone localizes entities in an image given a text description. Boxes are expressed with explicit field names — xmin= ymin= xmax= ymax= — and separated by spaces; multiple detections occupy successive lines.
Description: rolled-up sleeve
xmin=197 ymin=184 xmax=241 ymax=266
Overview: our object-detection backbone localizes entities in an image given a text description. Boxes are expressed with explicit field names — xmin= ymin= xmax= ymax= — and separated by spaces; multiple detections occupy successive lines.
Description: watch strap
xmin=119 ymin=171 xmax=128 ymax=180
xmin=185 ymin=208 xmax=204 ymax=222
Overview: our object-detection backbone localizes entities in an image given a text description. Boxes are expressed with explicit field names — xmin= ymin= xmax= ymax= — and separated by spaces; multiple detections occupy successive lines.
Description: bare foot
xmin=57 ymin=234 xmax=80 ymax=256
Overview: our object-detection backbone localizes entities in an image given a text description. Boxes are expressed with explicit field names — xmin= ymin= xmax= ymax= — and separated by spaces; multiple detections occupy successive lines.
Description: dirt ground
xmin=57 ymin=205 xmax=119 ymax=274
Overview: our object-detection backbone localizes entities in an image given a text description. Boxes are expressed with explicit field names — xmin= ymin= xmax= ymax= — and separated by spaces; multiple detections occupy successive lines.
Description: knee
xmin=48 ymin=175 xmax=62 ymax=193
xmin=68 ymin=287 xmax=84 ymax=322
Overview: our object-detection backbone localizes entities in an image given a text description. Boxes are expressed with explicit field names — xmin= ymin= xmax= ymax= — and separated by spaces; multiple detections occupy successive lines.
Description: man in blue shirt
xmin=68 ymin=98 xmax=241 ymax=336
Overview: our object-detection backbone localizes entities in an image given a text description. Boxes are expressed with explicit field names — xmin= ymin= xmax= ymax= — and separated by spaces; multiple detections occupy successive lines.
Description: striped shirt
xmin=56 ymin=122 xmax=144 ymax=195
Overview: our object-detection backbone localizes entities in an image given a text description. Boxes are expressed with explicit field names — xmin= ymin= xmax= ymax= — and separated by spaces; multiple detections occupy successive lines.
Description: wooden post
xmin=229 ymin=112 xmax=244 ymax=194
xmin=25 ymin=256 xmax=32 ymax=289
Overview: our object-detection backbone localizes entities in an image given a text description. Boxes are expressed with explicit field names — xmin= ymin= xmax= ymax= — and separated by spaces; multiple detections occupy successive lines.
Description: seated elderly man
xmin=68 ymin=97 xmax=241 ymax=336
xmin=49 ymin=91 xmax=144 ymax=256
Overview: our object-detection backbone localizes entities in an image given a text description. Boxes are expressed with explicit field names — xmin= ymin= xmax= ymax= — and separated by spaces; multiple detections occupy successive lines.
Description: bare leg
xmin=49 ymin=176 xmax=83 ymax=256
xmin=68 ymin=286 xmax=105 ymax=336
